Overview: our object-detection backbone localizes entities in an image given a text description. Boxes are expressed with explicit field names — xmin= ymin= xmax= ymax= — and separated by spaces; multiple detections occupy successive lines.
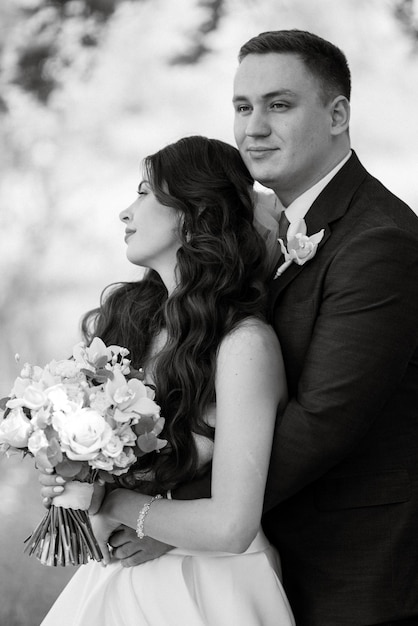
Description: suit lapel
xmin=269 ymin=152 xmax=368 ymax=304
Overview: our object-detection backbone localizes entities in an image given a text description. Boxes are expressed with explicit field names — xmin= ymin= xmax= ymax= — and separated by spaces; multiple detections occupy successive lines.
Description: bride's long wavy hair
xmin=81 ymin=136 xmax=268 ymax=491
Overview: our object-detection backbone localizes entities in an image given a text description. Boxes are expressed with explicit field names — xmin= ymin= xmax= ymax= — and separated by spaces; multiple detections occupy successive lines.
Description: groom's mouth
xmin=247 ymin=147 xmax=278 ymax=159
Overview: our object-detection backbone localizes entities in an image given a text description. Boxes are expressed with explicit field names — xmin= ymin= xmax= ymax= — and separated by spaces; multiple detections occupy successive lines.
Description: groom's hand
xmin=108 ymin=526 xmax=172 ymax=567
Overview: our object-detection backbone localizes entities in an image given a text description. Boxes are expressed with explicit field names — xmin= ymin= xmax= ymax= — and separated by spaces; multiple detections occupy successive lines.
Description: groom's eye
xmin=270 ymin=102 xmax=289 ymax=111
xmin=235 ymin=104 xmax=251 ymax=113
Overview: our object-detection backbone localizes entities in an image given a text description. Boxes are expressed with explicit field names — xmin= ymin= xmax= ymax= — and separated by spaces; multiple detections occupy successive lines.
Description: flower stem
xmin=24 ymin=505 xmax=103 ymax=566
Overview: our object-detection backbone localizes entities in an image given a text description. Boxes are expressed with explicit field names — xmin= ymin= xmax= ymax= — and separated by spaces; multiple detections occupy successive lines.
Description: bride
xmin=39 ymin=135 xmax=295 ymax=625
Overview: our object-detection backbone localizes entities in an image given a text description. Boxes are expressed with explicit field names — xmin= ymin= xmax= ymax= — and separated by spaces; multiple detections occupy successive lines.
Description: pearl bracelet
xmin=136 ymin=494 xmax=163 ymax=539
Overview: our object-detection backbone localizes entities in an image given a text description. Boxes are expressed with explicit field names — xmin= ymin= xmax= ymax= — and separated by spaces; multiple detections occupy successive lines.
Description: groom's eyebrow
xmin=265 ymin=89 xmax=297 ymax=99
xmin=232 ymin=89 xmax=297 ymax=102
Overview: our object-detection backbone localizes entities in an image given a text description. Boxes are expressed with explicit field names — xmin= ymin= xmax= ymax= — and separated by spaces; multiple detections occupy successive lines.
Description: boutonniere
xmin=274 ymin=218 xmax=325 ymax=279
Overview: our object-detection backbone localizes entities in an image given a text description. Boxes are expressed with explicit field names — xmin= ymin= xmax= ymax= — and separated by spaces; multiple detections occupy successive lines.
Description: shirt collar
xmin=283 ymin=151 xmax=352 ymax=223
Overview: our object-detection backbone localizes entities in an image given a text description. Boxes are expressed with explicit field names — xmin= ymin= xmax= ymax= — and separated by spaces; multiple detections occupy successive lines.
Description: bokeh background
xmin=0 ymin=0 xmax=417 ymax=624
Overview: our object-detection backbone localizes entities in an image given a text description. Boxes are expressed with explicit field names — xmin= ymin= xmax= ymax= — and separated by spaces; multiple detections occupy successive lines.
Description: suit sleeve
xmin=264 ymin=225 xmax=418 ymax=511
xmin=171 ymin=469 xmax=212 ymax=500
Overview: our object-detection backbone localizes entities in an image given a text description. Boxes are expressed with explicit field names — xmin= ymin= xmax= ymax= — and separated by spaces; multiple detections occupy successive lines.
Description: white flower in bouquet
xmin=8 ymin=384 xmax=48 ymax=411
xmin=27 ymin=429 xmax=50 ymax=455
xmin=112 ymin=447 xmax=137 ymax=471
xmin=0 ymin=406 xmax=33 ymax=449
xmin=115 ymin=422 xmax=138 ymax=447
xmin=47 ymin=384 xmax=81 ymax=413
xmin=101 ymin=434 xmax=125 ymax=459
xmin=52 ymin=408 xmax=113 ymax=462
xmin=106 ymin=369 xmax=160 ymax=423
xmin=48 ymin=359 xmax=82 ymax=380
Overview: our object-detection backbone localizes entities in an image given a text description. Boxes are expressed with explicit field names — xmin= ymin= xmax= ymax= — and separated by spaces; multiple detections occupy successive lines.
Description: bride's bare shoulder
xmin=217 ymin=318 xmax=280 ymax=363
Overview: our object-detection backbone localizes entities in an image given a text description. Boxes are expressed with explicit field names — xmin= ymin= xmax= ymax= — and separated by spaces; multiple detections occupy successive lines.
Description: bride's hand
xmin=38 ymin=469 xmax=105 ymax=513
xmin=38 ymin=467 xmax=66 ymax=507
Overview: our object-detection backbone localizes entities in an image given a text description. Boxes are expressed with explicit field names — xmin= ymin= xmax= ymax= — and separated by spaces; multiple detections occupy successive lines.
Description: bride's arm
xmin=93 ymin=321 xmax=286 ymax=558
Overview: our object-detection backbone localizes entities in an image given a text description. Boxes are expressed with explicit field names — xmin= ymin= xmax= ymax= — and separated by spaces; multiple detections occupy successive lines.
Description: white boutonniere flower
xmin=274 ymin=218 xmax=325 ymax=279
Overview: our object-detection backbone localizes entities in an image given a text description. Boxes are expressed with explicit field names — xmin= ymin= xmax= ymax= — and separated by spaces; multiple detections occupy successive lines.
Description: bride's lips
xmin=124 ymin=229 xmax=135 ymax=242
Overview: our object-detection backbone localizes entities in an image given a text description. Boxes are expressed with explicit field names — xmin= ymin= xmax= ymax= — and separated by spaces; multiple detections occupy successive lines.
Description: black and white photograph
xmin=1 ymin=1 xmax=418 ymax=624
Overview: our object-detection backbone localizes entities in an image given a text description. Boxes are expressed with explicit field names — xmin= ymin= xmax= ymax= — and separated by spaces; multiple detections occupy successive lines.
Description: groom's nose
xmin=245 ymin=109 xmax=270 ymax=137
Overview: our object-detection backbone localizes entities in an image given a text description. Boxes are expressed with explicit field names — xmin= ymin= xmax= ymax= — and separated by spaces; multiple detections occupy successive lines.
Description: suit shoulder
xmin=352 ymin=172 xmax=418 ymax=233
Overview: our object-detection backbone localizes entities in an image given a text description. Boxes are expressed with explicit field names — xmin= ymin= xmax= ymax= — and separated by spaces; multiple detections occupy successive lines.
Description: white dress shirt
xmin=253 ymin=151 xmax=352 ymax=270
xmin=283 ymin=150 xmax=352 ymax=224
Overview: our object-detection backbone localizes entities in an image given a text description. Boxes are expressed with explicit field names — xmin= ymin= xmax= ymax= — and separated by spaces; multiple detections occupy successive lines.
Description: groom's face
xmin=233 ymin=52 xmax=336 ymax=206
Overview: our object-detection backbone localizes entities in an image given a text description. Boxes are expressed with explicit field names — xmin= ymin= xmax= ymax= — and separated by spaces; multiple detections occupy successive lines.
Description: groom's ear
xmin=329 ymin=96 xmax=350 ymax=135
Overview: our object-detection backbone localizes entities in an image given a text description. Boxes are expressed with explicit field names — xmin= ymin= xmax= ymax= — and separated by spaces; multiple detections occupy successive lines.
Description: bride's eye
xmin=137 ymin=180 xmax=150 ymax=196
xmin=137 ymin=185 xmax=148 ymax=196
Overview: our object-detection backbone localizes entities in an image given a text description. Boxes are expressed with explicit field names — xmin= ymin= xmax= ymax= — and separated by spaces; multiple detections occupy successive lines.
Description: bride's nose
xmin=119 ymin=206 xmax=131 ymax=223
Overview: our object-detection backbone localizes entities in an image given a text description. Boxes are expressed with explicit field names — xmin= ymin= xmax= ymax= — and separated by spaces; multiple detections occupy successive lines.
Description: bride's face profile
xmin=119 ymin=180 xmax=181 ymax=279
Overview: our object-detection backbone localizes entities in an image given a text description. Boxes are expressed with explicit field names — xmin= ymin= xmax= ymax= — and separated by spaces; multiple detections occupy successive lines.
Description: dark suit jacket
xmin=262 ymin=152 xmax=418 ymax=625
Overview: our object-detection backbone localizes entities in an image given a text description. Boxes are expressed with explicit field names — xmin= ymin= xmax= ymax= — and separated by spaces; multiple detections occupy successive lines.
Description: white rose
xmin=89 ymin=453 xmax=114 ymax=471
xmin=53 ymin=408 xmax=112 ymax=461
xmin=111 ymin=448 xmax=137 ymax=474
xmin=115 ymin=424 xmax=137 ymax=446
xmin=0 ymin=407 xmax=33 ymax=448
xmin=102 ymin=434 xmax=124 ymax=459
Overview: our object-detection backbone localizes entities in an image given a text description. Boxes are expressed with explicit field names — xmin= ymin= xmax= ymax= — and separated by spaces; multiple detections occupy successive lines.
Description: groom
xmin=232 ymin=30 xmax=418 ymax=626
xmin=110 ymin=30 xmax=418 ymax=625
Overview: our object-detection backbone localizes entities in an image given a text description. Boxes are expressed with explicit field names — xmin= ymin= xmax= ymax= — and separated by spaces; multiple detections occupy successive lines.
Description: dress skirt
xmin=40 ymin=530 xmax=295 ymax=625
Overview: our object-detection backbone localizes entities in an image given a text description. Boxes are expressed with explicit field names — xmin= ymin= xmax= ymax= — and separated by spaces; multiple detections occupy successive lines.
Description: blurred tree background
xmin=0 ymin=1 xmax=417 ymax=624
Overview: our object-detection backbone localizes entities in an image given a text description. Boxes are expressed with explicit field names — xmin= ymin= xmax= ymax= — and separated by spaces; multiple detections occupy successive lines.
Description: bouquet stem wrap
xmin=23 ymin=481 xmax=103 ymax=566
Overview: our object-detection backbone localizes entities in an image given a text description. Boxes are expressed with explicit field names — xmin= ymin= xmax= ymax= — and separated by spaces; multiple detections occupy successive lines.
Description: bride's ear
xmin=330 ymin=96 xmax=350 ymax=135
xmin=179 ymin=214 xmax=192 ymax=243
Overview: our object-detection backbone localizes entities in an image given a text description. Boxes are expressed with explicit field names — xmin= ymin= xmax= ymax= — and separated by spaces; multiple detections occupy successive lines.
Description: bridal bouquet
xmin=0 ymin=338 xmax=166 ymax=566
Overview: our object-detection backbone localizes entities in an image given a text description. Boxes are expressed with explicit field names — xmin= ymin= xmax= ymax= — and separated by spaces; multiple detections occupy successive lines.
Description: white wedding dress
xmin=40 ymin=529 xmax=294 ymax=625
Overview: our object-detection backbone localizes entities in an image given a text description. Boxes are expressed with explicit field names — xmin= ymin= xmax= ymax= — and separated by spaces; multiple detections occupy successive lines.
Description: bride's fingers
xmin=40 ymin=484 xmax=65 ymax=499
xmin=99 ymin=542 xmax=111 ymax=566
xmin=38 ymin=473 xmax=66 ymax=485
xmin=38 ymin=474 xmax=67 ymax=494
xmin=40 ymin=474 xmax=67 ymax=500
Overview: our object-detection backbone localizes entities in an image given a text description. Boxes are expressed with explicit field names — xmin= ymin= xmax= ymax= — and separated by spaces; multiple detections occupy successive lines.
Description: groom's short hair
xmin=238 ymin=29 xmax=351 ymax=104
